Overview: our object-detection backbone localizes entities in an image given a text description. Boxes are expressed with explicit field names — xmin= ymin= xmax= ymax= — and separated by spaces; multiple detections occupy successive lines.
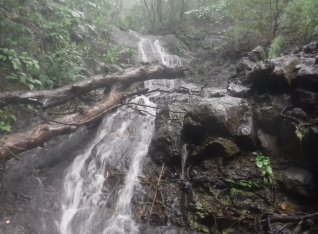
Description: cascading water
xmin=59 ymin=97 xmax=156 ymax=234
xmin=58 ymin=31 xmax=182 ymax=234
xmin=180 ymin=144 xmax=189 ymax=180
xmin=129 ymin=31 xmax=182 ymax=91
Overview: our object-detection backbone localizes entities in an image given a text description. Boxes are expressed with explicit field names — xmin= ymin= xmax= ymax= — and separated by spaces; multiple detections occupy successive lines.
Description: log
xmin=0 ymin=65 xmax=186 ymax=162
xmin=0 ymin=65 xmax=186 ymax=108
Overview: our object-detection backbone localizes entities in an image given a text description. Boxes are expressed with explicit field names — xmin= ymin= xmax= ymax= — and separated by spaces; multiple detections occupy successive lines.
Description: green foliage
xmin=227 ymin=179 xmax=259 ymax=188
xmin=269 ymin=35 xmax=285 ymax=58
xmin=254 ymin=152 xmax=273 ymax=185
xmin=0 ymin=0 xmax=123 ymax=91
xmin=0 ymin=48 xmax=41 ymax=90
xmin=0 ymin=107 xmax=16 ymax=132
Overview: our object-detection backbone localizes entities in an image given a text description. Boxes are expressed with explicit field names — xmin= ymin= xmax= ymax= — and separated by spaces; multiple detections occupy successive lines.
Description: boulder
xmin=269 ymin=57 xmax=299 ymax=93
xmin=248 ymin=46 xmax=266 ymax=63
xmin=257 ymin=129 xmax=279 ymax=158
xmin=292 ymin=88 xmax=318 ymax=110
xmin=228 ymin=82 xmax=251 ymax=98
xmin=148 ymin=125 xmax=180 ymax=165
xmin=277 ymin=167 xmax=315 ymax=197
xmin=279 ymin=120 xmax=302 ymax=160
xmin=303 ymin=42 xmax=318 ymax=54
xmin=292 ymin=66 xmax=318 ymax=92
xmin=182 ymin=97 xmax=255 ymax=149
xmin=291 ymin=108 xmax=308 ymax=120
xmin=182 ymin=116 xmax=205 ymax=145
xmin=249 ymin=60 xmax=274 ymax=93
xmin=255 ymin=106 xmax=282 ymax=135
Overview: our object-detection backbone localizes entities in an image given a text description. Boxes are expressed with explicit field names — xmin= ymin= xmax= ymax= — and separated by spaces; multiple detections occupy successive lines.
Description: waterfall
xmin=59 ymin=97 xmax=156 ymax=234
xmin=180 ymin=144 xmax=189 ymax=180
xmin=59 ymin=31 xmax=182 ymax=234
xmin=129 ymin=31 xmax=182 ymax=91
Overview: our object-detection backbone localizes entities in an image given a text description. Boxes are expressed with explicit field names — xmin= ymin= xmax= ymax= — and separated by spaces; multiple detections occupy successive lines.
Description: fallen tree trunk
xmin=0 ymin=65 xmax=185 ymax=108
xmin=0 ymin=65 xmax=186 ymax=162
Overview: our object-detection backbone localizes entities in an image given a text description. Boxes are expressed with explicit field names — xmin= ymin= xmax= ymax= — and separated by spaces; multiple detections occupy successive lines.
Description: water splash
xmin=180 ymin=144 xmax=189 ymax=180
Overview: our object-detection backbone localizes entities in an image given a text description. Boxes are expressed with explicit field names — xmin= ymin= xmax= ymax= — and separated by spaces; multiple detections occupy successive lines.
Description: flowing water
xmin=180 ymin=144 xmax=189 ymax=180
xmin=129 ymin=31 xmax=182 ymax=91
xmin=58 ymin=32 xmax=182 ymax=234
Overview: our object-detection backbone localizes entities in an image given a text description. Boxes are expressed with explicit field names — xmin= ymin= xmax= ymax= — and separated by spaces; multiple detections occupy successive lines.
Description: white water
xmin=180 ymin=144 xmax=189 ymax=180
xmin=59 ymin=31 xmax=182 ymax=234
xmin=129 ymin=31 xmax=182 ymax=91
xmin=59 ymin=97 xmax=156 ymax=234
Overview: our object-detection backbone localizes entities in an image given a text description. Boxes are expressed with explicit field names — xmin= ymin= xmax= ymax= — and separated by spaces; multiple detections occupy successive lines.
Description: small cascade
xmin=180 ymin=144 xmax=189 ymax=180
xmin=129 ymin=31 xmax=182 ymax=91
xmin=59 ymin=97 xmax=156 ymax=234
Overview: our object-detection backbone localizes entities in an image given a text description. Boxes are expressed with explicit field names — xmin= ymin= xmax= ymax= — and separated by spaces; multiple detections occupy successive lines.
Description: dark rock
xmin=279 ymin=120 xmax=302 ymax=160
xmin=292 ymin=108 xmax=308 ymax=120
xmin=271 ymin=94 xmax=292 ymax=110
xmin=230 ymin=188 xmax=267 ymax=211
xmin=182 ymin=116 xmax=205 ymax=145
xmin=249 ymin=60 xmax=274 ymax=93
xmin=255 ymin=106 xmax=282 ymax=135
xmin=228 ymin=82 xmax=251 ymax=98
xmin=302 ymin=126 xmax=318 ymax=170
xmin=196 ymin=138 xmax=240 ymax=160
xmin=248 ymin=46 xmax=266 ymax=63
xmin=235 ymin=57 xmax=256 ymax=85
xmin=292 ymin=66 xmax=318 ymax=92
xmin=257 ymin=129 xmax=279 ymax=158
xmin=292 ymin=88 xmax=318 ymax=110
xmin=303 ymin=42 xmax=318 ymax=54
xmin=276 ymin=167 xmax=315 ymax=197
xmin=148 ymin=125 xmax=180 ymax=165
xmin=231 ymin=166 xmax=261 ymax=181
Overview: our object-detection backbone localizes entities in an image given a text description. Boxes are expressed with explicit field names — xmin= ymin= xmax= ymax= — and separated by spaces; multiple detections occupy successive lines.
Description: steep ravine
xmin=1 ymin=30 xmax=318 ymax=234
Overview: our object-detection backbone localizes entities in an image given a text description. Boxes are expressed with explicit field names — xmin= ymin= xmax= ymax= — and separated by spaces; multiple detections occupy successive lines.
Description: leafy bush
xmin=254 ymin=152 xmax=273 ymax=184
xmin=0 ymin=107 xmax=16 ymax=132
xmin=269 ymin=35 xmax=285 ymax=58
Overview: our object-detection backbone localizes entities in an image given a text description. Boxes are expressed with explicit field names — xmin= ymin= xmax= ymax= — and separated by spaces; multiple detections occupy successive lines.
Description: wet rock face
xmin=148 ymin=125 xmax=181 ymax=165
xmin=292 ymin=66 xmax=318 ymax=92
xmin=277 ymin=167 xmax=315 ymax=197
xmin=257 ymin=129 xmax=279 ymax=158
xmin=182 ymin=97 xmax=255 ymax=150
xmin=255 ymin=106 xmax=282 ymax=135
xmin=292 ymin=88 xmax=318 ymax=110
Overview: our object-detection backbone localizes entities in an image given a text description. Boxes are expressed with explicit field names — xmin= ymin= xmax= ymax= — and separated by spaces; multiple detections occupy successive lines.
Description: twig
xmin=0 ymin=145 xmax=35 ymax=179
xmin=149 ymin=163 xmax=165 ymax=223
xmin=280 ymin=106 xmax=300 ymax=124
xmin=274 ymin=223 xmax=291 ymax=234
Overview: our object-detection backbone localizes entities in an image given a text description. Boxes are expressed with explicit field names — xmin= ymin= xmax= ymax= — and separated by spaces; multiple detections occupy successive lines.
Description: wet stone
xmin=276 ymin=167 xmax=315 ymax=197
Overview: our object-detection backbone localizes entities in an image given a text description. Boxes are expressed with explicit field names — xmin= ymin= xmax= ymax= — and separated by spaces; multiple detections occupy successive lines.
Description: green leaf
xmin=264 ymin=177 xmax=269 ymax=184
xmin=266 ymin=166 xmax=273 ymax=175
xmin=9 ymin=114 xmax=16 ymax=121
xmin=0 ymin=124 xmax=11 ymax=132
xmin=256 ymin=161 xmax=263 ymax=168
xmin=256 ymin=156 xmax=263 ymax=161
xmin=261 ymin=168 xmax=266 ymax=175
xmin=263 ymin=158 xmax=270 ymax=165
